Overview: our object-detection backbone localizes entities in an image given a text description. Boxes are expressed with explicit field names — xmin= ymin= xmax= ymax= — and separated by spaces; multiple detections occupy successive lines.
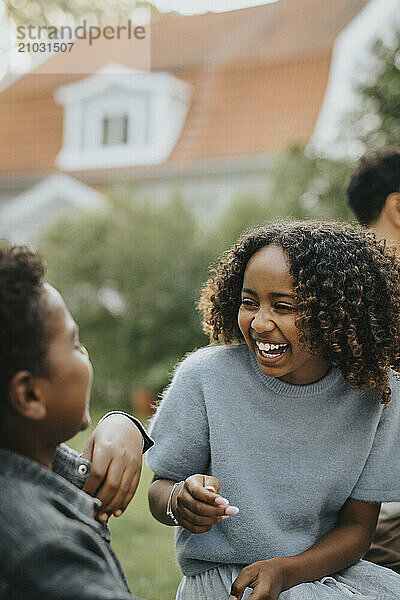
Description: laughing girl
xmin=147 ymin=221 xmax=400 ymax=600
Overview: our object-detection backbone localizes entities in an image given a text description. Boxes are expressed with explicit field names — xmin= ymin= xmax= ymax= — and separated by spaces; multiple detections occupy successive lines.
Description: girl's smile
xmin=252 ymin=339 xmax=289 ymax=363
xmin=238 ymin=244 xmax=329 ymax=385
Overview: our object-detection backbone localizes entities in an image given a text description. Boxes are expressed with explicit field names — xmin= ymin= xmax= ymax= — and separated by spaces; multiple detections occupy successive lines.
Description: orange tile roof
xmin=0 ymin=0 xmax=369 ymax=176
xmin=151 ymin=0 xmax=368 ymax=68
xmin=169 ymin=54 xmax=332 ymax=163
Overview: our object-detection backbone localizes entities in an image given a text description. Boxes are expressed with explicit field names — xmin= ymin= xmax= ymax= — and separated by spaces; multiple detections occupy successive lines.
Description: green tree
xmin=40 ymin=196 xmax=211 ymax=408
xmin=345 ymin=29 xmax=400 ymax=150
xmin=263 ymin=146 xmax=352 ymax=222
xmin=210 ymin=147 xmax=353 ymax=256
xmin=6 ymin=0 xmax=160 ymax=29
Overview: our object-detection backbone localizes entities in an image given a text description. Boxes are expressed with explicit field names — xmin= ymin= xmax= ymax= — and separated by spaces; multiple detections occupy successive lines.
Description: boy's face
xmin=39 ymin=284 xmax=93 ymax=443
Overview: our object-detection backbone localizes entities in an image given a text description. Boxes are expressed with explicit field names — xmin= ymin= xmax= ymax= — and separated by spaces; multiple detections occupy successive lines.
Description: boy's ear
xmin=8 ymin=371 xmax=47 ymax=421
xmin=385 ymin=192 xmax=400 ymax=228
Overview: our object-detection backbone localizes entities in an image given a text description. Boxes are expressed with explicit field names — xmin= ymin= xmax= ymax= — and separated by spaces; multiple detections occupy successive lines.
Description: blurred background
xmin=0 ymin=1 xmax=399 ymax=598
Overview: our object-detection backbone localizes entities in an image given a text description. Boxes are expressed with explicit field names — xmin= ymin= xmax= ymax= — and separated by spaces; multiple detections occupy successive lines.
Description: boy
xmin=0 ymin=245 xmax=152 ymax=599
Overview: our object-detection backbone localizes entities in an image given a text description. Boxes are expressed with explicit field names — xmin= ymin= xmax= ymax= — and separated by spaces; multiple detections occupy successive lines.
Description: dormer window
xmin=55 ymin=64 xmax=192 ymax=170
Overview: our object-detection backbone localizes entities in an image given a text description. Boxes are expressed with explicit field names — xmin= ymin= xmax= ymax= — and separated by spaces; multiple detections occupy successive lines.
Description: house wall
xmin=0 ymin=165 xmax=271 ymax=248
xmin=124 ymin=168 xmax=271 ymax=219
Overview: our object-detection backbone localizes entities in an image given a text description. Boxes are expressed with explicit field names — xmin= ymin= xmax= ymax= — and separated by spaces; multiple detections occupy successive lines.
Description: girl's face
xmin=238 ymin=244 xmax=329 ymax=386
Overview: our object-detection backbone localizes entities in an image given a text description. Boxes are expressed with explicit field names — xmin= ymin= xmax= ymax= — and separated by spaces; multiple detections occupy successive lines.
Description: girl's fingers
xmin=103 ymin=465 xmax=141 ymax=517
xmin=185 ymin=475 xmax=227 ymax=506
xmin=175 ymin=474 xmax=239 ymax=534
xmin=179 ymin=504 xmax=222 ymax=526
xmin=114 ymin=469 xmax=141 ymax=515
xmin=179 ymin=490 xmax=227 ymax=518
xmin=203 ymin=475 xmax=220 ymax=494
xmin=230 ymin=568 xmax=256 ymax=600
xmin=94 ymin=459 xmax=124 ymax=515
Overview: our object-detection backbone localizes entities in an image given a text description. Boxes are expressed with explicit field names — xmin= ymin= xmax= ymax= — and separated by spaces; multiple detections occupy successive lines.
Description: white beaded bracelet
xmin=166 ymin=481 xmax=183 ymax=526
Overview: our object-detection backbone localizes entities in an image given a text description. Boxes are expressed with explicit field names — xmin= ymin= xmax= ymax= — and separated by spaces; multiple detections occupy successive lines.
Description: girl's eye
xmin=275 ymin=303 xmax=296 ymax=312
xmin=240 ymin=298 xmax=257 ymax=308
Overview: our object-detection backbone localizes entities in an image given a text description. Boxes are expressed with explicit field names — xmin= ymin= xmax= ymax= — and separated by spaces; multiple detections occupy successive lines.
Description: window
xmin=102 ymin=114 xmax=129 ymax=146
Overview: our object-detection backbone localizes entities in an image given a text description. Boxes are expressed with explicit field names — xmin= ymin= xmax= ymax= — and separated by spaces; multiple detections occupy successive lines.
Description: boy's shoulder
xmin=0 ymin=449 xmax=99 ymax=569
xmin=0 ymin=468 xmax=55 ymax=566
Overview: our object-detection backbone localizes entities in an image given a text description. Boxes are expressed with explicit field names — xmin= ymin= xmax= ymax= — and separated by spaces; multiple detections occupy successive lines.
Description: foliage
xmin=40 ymin=195 xmax=211 ymax=407
xmin=209 ymin=146 xmax=352 ymax=257
xmin=6 ymin=0 xmax=160 ymax=29
xmin=342 ymin=29 xmax=400 ymax=151
xmin=259 ymin=146 xmax=352 ymax=221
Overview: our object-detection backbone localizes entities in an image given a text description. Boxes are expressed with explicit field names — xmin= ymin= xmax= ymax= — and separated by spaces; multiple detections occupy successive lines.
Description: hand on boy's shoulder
xmin=82 ymin=413 xmax=144 ymax=523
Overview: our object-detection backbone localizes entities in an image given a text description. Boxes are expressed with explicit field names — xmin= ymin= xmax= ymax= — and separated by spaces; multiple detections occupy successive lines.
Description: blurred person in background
xmin=347 ymin=146 xmax=400 ymax=573
xmin=347 ymin=147 xmax=400 ymax=252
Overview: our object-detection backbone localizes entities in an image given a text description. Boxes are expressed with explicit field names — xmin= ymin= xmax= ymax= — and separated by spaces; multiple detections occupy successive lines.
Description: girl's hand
xmin=82 ymin=414 xmax=143 ymax=522
xmin=174 ymin=474 xmax=239 ymax=534
xmin=229 ymin=558 xmax=288 ymax=600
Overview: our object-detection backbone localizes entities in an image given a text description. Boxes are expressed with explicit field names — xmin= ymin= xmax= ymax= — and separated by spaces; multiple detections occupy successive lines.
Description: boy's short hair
xmin=0 ymin=245 xmax=49 ymax=400
xmin=346 ymin=147 xmax=400 ymax=225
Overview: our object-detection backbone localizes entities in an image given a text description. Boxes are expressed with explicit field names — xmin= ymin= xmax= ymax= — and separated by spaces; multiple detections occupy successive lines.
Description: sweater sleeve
xmin=97 ymin=412 xmax=154 ymax=453
xmin=146 ymin=356 xmax=210 ymax=481
xmin=351 ymin=373 xmax=400 ymax=503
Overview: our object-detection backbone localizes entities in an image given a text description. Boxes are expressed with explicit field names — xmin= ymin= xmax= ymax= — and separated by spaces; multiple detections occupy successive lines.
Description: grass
xmin=69 ymin=404 xmax=181 ymax=600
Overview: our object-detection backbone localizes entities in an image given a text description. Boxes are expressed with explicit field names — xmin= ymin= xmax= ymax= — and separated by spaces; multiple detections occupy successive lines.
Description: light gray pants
xmin=176 ymin=560 xmax=400 ymax=600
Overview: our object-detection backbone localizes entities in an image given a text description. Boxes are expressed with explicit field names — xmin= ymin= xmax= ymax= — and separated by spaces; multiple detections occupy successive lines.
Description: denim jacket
xmin=0 ymin=431 xmax=151 ymax=599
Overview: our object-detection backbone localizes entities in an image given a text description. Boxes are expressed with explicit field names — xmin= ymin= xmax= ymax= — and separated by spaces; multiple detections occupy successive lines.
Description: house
xmin=0 ymin=174 xmax=104 ymax=245
xmin=0 ymin=0 xmax=396 ymax=245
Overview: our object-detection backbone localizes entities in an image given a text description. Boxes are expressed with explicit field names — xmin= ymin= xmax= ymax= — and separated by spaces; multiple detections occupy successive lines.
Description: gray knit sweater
xmin=147 ymin=344 xmax=400 ymax=576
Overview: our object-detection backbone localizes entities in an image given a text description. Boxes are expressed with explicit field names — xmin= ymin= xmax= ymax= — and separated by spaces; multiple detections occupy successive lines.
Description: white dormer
xmin=55 ymin=63 xmax=192 ymax=171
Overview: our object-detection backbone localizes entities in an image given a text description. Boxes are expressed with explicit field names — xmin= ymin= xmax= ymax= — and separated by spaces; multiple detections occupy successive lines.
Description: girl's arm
xmin=82 ymin=413 xmax=153 ymax=522
xmin=230 ymin=498 xmax=380 ymax=600
xmin=148 ymin=474 xmax=238 ymax=532
xmin=148 ymin=477 xmax=178 ymax=526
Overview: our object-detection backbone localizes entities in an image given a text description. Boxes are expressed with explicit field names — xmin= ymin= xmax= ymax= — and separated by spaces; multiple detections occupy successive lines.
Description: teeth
xmin=255 ymin=340 xmax=287 ymax=352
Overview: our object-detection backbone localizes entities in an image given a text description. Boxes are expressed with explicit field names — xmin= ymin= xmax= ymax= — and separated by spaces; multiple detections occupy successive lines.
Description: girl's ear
xmin=8 ymin=371 xmax=47 ymax=421
xmin=385 ymin=192 xmax=400 ymax=228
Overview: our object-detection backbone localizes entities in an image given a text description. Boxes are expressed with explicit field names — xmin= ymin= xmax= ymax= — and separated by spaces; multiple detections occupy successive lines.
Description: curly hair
xmin=347 ymin=146 xmax=400 ymax=226
xmin=198 ymin=221 xmax=400 ymax=403
xmin=0 ymin=245 xmax=49 ymax=401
